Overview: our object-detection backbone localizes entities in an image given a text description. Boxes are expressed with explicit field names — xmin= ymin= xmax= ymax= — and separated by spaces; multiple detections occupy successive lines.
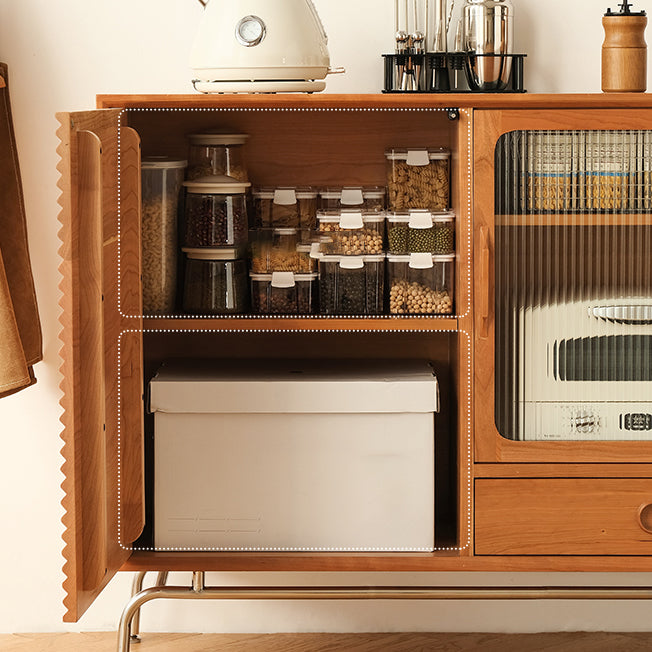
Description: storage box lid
xmin=149 ymin=359 xmax=439 ymax=414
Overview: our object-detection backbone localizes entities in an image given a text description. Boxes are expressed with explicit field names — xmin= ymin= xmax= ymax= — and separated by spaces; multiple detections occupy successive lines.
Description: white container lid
xmin=188 ymin=132 xmax=249 ymax=146
xmin=183 ymin=174 xmax=251 ymax=194
xmin=253 ymin=187 xmax=318 ymax=201
xmin=318 ymin=254 xmax=386 ymax=267
xmin=149 ymin=359 xmax=439 ymax=414
xmin=183 ymin=247 xmax=242 ymax=260
xmin=317 ymin=211 xmax=386 ymax=224
xmin=250 ymin=272 xmax=318 ymax=282
xmin=320 ymin=187 xmax=386 ymax=200
xmin=385 ymin=148 xmax=450 ymax=164
xmin=387 ymin=253 xmax=455 ymax=264
xmin=388 ymin=211 xmax=455 ymax=227
xmin=142 ymin=156 xmax=188 ymax=169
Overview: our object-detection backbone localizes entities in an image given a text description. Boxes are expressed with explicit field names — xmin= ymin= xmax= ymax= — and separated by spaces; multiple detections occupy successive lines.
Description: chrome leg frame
xmin=129 ymin=570 xmax=169 ymax=644
xmin=117 ymin=573 xmax=652 ymax=652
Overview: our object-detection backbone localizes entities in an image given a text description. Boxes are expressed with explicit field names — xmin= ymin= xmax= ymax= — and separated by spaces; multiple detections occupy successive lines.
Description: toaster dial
xmin=235 ymin=15 xmax=266 ymax=47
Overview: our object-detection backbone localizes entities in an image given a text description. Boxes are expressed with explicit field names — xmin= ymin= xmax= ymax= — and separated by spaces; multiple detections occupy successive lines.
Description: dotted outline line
xmin=115 ymin=106 xmax=473 ymax=555
xmin=117 ymin=328 xmax=472 ymax=554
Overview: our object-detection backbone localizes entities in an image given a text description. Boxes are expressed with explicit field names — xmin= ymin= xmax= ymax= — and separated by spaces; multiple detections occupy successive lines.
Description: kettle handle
xmin=197 ymin=0 xmax=207 ymax=6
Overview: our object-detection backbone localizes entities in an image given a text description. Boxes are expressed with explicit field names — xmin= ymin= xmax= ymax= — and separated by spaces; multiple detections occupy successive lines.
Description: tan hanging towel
xmin=0 ymin=63 xmax=42 ymax=398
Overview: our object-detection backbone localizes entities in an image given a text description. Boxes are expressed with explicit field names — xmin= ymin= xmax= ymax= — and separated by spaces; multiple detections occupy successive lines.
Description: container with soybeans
xmin=387 ymin=210 xmax=455 ymax=255
xmin=385 ymin=148 xmax=450 ymax=212
xmin=249 ymin=228 xmax=316 ymax=273
xmin=387 ymin=253 xmax=455 ymax=315
xmin=317 ymin=211 xmax=385 ymax=255
xmin=140 ymin=157 xmax=187 ymax=315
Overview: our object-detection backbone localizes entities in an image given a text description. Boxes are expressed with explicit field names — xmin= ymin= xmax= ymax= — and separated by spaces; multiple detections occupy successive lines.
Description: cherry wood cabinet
xmin=57 ymin=94 xmax=652 ymax=623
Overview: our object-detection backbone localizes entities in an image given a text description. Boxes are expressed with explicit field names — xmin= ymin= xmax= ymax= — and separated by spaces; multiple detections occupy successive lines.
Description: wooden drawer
xmin=475 ymin=479 xmax=652 ymax=555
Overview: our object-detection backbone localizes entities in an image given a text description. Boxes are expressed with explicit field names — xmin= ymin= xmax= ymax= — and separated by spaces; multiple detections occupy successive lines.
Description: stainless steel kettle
xmin=462 ymin=0 xmax=513 ymax=90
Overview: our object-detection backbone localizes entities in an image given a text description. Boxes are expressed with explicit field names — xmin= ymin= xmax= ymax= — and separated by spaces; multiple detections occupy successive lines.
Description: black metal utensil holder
xmin=382 ymin=53 xmax=526 ymax=93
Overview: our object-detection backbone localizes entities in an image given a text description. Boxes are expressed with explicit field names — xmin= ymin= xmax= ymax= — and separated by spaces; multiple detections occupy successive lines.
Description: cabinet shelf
xmin=140 ymin=316 xmax=459 ymax=332
xmin=496 ymin=213 xmax=652 ymax=226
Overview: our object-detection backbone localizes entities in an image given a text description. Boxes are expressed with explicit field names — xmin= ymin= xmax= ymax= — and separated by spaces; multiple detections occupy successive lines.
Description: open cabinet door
xmin=57 ymin=110 xmax=144 ymax=622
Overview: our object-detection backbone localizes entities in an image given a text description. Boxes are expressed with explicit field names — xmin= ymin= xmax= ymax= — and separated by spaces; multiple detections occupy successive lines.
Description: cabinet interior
xmin=122 ymin=107 xmax=467 ymax=556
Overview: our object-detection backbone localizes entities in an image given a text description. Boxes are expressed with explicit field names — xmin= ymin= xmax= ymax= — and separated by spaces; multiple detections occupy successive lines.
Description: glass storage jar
xmin=317 ymin=211 xmax=386 ymax=255
xmin=387 ymin=253 xmax=455 ymax=315
xmin=182 ymin=247 xmax=248 ymax=315
xmin=186 ymin=132 xmax=249 ymax=182
xmin=252 ymin=187 xmax=319 ymax=229
xmin=250 ymin=271 xmax=318 ymax=315
xmin=140 ymin=156 xmax=187 ymax=314
xmin=318 ymin=254 xmax=385 ymax=315
xmin=385 ymin=148 xmax=450 ymax=211
xmin=387 ymin=210 xmax=455 ymax=255
xmin=183 ymin=175 xmax=250 ymax=248
xmin=319 ymin=186 xmax=386 ymax=212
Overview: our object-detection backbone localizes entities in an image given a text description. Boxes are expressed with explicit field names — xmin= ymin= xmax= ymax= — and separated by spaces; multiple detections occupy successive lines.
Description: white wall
xmin=0 ymin=0 xmax=651 ymax=635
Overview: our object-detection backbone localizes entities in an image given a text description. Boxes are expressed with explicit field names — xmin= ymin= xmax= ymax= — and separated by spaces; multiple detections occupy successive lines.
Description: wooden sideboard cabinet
xmin=57 ymin=94 xmax=652 ymax=623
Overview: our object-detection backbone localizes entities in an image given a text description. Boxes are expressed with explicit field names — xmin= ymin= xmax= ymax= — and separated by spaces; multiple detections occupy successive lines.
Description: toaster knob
xmin=572 ymin=411 xmax=597 ymax=434
xmin=235 ymin=15 xmax=266 ymax=47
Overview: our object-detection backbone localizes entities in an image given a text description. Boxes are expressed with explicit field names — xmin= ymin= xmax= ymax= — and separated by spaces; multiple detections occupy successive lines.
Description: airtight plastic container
xmin=387 ymin=253 xmax=455 ymax=315
xmin=186 ymin=132 xmax=249 ymax=182
xmin=182 ymin=247 xmax=248 ymax=315
xmin=318 ymin=254 xmax=385 ymax=315
xmin=252 ymin=187 xmax=319 ymax=230
xmin=141 ymin=157 xmax=187 ymax=314
xmin=250 ymin=272 xmax=318 ymax=315
xmin=319 ymin=187 xmax=386 ymax=212
xmin=385 ymin=148 xmax=450 ymax=211
xmin=317 ymin=211 xmax=386 ymax=255
xmin=387 ymin=211 xmax=455 ymax=255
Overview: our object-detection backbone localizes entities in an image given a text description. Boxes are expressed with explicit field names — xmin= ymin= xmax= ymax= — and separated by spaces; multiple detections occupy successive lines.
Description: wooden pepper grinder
xmin=602 ymin=0 xmax=648 ymax=92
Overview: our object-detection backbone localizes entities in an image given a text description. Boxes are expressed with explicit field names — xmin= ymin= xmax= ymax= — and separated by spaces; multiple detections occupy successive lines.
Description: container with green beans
xmin=387 ymin=211 xmax=455 ymax=255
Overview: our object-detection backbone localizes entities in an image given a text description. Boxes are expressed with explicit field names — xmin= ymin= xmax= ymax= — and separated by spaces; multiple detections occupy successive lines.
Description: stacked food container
xmin=385 ymin=148 xmax=455 ymax=316
xmin=181 ymin=133 xmax=251 ymax=315
xmin=249 ymin=188 xmax=319 ymax=314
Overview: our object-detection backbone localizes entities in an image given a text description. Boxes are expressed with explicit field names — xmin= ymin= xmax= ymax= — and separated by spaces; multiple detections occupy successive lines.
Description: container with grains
xmin=252 ymin=187 xmax=319 ymax=230
xmin=318 ymin=254 xmax=385 ymax=315
xmin=183 ymin=175 xmax=250 ymax=248
xmin=387 ymin=253 xmax=455 ymax=315
xmin=386 ymin=148 xmax=450 ymax=211
xmin=317 ymin=211 xmax=385 ymax=255
xmin=182 ymin=247 xmax=248 ymax=315
xmin=319 ymin=186 xmax=386 ymax=213
xmin=186 ymin=132 xmax=249 ymax=182
xmin=140 ymin=157 xmax=187 ymax=314
xmin=387 ymin=210 xmax=455 ymax=255
xmin=250 ymin=272 xmax=318 ymax=315
xmin=250 ymin=229 xmax=315 ymax=273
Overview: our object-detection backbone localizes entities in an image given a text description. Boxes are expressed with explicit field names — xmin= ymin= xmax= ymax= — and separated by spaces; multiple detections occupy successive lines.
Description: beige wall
xmin=0 ymin=0 xmax=651 ymax=633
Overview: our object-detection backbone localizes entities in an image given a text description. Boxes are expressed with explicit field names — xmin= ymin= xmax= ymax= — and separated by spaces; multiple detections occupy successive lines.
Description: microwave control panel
xmin=621 ymin=413 xmax=652 ymax=431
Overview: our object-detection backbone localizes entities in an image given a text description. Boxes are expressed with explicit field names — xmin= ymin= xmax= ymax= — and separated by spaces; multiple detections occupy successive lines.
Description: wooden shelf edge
xmin=97 ymin=93 xmax=652 ymax=111
xmin=139 ymin=317 xmax=459 ymax=332
xmin=120 ymin=550 xmax=652 ymax=573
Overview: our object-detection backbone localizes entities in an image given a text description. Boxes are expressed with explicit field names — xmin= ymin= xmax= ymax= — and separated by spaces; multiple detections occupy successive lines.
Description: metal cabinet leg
xmin=129 ymin=571 xmax=169 ymax=644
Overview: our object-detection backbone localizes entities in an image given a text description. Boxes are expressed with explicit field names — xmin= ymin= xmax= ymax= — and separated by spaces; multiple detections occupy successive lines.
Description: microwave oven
xmin=517 ymin=298 xmax=652 ymax=440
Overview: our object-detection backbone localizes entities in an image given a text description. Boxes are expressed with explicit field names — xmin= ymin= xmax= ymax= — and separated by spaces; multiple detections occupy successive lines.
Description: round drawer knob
xmin=637 ymin=504 xmax=652 ymax=534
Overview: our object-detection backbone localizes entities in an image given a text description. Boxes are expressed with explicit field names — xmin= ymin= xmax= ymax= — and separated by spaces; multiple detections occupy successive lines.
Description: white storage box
xmin=150 ymin=360 xmax=439 ymax=552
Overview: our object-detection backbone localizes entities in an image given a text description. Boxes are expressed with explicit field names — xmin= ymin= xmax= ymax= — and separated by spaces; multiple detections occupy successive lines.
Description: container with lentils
xmin=387 ymin=253 xmax=455 ymax=315
xmin=140 ymin=157 xmax=187 ymax=314
xmin=250 ymin=229 xmax=315 ymax=273
xmin=318 ymin=254 xmax=385 ymax=315
xmin=317 ymin=211 xmax=385 ymax=255
xmin=250 ymin=271 xmax=317 ymax=315
xmin=186 ymin=132 xmax=249 ymax=182
xmin=387 ymin=210 xmax=455 ymax=255
xmin=386 ymin=148 xmax=450 ymax=211
xmin=319 ymin=186 xmax=386 ymax=213
xmin=182 ymin=247 xmax=248 ymax=315
xmin=252 ymin=187 xmax=319 ymax=230
xmin=183 ymin=175 xmax=250 ymax=248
